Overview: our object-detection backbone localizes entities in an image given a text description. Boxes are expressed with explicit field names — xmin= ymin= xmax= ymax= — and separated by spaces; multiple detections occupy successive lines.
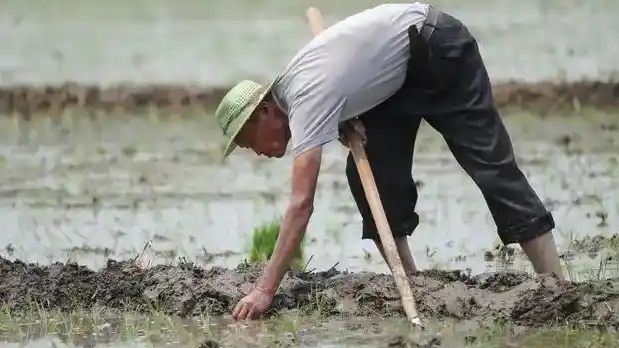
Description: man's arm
xmin=254 ymin=146 xmax=323 ymax=295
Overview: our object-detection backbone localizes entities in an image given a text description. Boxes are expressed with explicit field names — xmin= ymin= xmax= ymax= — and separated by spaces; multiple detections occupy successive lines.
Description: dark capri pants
xmin=344 ymin=6 xmax=555 ymax=245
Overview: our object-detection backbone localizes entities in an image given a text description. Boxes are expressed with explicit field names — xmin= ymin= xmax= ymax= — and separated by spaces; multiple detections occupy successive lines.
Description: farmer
xmin=215 ymin=2 xmax=565 ymax=320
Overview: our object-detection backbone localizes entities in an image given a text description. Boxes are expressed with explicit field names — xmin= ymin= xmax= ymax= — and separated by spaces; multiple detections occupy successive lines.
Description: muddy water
xmin=0 ymin=313 xmax=488 ymax=348
xmin=0 ymin=109 xmax=617 ymax=278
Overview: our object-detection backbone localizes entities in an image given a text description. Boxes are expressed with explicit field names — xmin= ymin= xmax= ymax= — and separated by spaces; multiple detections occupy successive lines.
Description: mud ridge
xmin=0 ymin=80 xmax=617 ymax=117
xmin=0 ymin=256 xmax=618 ymax=329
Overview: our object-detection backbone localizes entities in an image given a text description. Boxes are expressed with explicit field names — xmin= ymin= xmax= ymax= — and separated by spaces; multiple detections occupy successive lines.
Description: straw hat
xmin=214 ymin=79 xmax=278 ymax=159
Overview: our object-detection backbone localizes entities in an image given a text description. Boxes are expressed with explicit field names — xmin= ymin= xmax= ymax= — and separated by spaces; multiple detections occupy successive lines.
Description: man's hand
xmin=232 ymin=286 xmax=274 ymax=320
xmin=338 ymin=119 xmax=367 ymax=148
xmin=231 ymin=146 xmax=322 ymax=321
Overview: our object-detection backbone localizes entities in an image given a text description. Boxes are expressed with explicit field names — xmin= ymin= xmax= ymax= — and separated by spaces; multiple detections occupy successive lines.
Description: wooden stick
xmin=133 ymin=240 xmax=153 ymax=268
xmin=305 ymin=6 xmax=423 ymax=327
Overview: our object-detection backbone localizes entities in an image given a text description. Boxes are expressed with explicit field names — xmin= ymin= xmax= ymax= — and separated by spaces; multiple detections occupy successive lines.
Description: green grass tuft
xmin=248 ymin=219 xmax=305 ymax=270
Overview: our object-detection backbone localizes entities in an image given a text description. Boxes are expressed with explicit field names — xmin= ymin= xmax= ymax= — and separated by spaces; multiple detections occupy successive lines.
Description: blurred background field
xmin=0 ymin=1 xmax=618 ymax=346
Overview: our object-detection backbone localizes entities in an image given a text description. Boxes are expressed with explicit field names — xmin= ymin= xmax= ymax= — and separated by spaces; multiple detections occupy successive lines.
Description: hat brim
xmin=221 ymin=78 xmax=278 ymax=159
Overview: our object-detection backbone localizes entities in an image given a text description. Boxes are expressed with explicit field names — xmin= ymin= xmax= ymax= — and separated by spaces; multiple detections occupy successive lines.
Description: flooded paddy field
xmin=1 ymin=0 xmax=619 ymax=346
xmin=0 ymin=107 xmax=617 ymax=278
xmin=0 ymin=105 xmax=618 ymax=348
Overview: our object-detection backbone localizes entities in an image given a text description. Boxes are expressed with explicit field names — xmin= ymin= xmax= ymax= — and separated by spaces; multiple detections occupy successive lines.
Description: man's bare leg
xmin=520 ymin=232 xmax=566 ymax=281
xmin=374 ymin=236 xmax=418 ymax=275
xmin=372 ymin=233 xmax=565 ymax=282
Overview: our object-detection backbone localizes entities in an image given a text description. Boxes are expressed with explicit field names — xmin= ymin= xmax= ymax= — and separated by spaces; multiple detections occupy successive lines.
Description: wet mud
xmin=0 ymin=80 xmax=618 ymax=117
xmin=1 ymin=257 xmax=618 ymax=330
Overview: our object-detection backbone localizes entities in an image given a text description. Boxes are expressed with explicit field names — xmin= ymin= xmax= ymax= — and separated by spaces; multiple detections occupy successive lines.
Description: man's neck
xmin=269 ymin=88 xmax=289 ymax=118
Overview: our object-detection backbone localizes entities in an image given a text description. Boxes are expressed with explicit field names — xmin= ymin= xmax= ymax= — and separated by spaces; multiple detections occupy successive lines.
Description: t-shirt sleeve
xmin=288 ymin=85 xmax=347 ymax=157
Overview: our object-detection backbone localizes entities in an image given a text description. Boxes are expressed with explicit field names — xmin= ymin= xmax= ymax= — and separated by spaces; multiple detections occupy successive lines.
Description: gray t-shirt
xmin=271 ymin=2 xmax=429 ymax=156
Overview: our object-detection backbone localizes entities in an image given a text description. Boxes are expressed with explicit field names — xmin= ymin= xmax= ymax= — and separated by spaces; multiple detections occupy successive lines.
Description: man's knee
xmin=345 ymin=153 xmax=420 ymax=241
xmin=361 ymin=213 xmax=420 ymax=241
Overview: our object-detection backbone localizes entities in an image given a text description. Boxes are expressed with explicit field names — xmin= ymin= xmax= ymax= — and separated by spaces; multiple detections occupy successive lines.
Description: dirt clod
xmin=1 ymin=257 xmax=618 ymax=330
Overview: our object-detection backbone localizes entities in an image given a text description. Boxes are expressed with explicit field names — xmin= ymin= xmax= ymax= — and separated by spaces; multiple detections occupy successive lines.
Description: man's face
xmin=234 ymin=101 xmax=290 ymax=158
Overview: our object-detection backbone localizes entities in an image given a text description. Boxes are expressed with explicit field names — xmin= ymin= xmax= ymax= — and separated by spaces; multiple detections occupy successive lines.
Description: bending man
xmin=214 ymin=2 xmax=565 ymax=321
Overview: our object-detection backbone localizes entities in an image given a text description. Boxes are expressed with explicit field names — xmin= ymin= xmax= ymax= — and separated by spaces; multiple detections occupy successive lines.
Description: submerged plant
xmin=248 ymin=219 xmax=305 ymax=270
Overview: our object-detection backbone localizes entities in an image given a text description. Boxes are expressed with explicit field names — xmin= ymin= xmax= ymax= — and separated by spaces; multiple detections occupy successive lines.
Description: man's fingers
xmin=235 ymin=302 xmax=251 ymax=320
xmin=352 ymin=121 xmax=367 ymax=143
xmin=357 ymin=128 xmax=367 ymax=142
xmin=239 ymin=304 xmax=251 ymax=320
xmin=232 ymin=301 xmax=243 ymax=320
xmin=339 ymin=120 xmax=367 ymax=148
xmin=247 ymin=307 xmax=258 ymax=320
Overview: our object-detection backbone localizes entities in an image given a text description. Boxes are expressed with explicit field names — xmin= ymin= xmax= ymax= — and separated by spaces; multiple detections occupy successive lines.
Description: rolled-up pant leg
xmin=425 ymin=107 xmax=555 ymax=245
xmin=345 ymin=104 xmax=423 ymax=242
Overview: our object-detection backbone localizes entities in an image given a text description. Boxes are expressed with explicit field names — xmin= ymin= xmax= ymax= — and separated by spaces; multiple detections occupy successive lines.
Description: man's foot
xmin=520 ymin=231 xmax=566 ymax=281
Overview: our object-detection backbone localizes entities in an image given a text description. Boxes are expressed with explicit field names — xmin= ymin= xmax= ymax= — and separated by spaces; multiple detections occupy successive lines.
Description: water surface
xmin=0 ymin=110 xmax=617 ymax=278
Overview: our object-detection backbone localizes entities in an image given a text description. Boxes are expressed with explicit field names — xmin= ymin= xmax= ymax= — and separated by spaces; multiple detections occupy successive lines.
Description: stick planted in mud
xmin=304 ymin=6 xmax=424 ymax=328
xmin=133 ymin=240 xmax=153 ymax=268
